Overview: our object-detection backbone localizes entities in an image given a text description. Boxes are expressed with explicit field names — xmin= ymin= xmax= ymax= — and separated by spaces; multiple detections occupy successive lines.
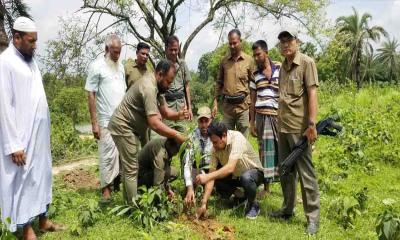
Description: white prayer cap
xmin=13 ymin=17 xmax=37 ymax=32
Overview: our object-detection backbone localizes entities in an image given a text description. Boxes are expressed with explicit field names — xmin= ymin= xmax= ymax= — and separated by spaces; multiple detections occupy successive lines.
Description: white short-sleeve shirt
xmin=85 ymin=57 xmax=126 ymax=127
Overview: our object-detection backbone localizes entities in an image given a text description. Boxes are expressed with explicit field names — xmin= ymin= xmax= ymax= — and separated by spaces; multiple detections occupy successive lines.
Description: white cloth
xmin=182 ymin=128 xmax=213 ymax=187
xmin=0 ymin=44 xmax=52 ymax=232
xmin=84 ymin=57 xmax=126 ymax=128
xmin=98 ymin=127 xmax=119 ymax=187
xmin=13 ymin=17 xmax=37 ymax=32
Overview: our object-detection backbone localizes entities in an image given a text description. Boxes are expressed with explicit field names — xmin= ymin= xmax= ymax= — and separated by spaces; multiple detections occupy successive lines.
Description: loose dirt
xmin=179 ymin=214 xmax=235 ymax=240
xmin=62 ymin=168 xmax=99 ymax=189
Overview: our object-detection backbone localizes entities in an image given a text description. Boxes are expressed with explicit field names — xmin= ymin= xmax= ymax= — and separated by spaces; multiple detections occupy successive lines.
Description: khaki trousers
xmin=278 ymin=132 xmax=320 ymax=223
xmin=222 ymin=109 xmax=249 ymax=137
xmin=111 ymin=133 xmax=141 ymax=204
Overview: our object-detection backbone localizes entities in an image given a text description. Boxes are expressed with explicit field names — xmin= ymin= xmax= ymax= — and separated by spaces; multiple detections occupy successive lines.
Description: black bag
xmin=224 ymin=93 xmax=247 ymax=104
xmin=164 ymin=91 xmax=184 ymax=101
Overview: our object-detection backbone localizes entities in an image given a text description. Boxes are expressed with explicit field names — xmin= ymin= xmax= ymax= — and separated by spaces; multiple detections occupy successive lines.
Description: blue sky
xmin=28 ymin=0 xmax=400 ymax=71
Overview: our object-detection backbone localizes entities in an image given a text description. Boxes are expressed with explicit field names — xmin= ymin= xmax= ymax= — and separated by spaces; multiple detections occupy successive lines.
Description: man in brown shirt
xmin=164 ymin=36 xmax=193 ymax=132
xmin=269 ymin=28 xmax=320 ymax=235
xmin=125 ymin=42 xmax=153 ymax=90
xmin=108 ymin=59 xmax=188 ymax=204
xmin=212 ymin=29 xmax=254 ymax=136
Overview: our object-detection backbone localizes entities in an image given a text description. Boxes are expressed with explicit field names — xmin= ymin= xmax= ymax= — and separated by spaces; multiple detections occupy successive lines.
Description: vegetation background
xmin=1 ymin=0 xmax=400 ymax=239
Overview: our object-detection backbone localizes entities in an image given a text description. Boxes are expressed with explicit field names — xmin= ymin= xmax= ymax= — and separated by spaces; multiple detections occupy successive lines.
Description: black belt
xmin=164 ymin=91 xmax=184 ymax=101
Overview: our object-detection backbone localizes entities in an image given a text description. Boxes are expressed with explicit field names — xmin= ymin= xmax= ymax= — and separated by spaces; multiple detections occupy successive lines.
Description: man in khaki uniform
xmin=212 ymin=29 xmax=254 ymax=136
xmin=124 ymin=42 xmax=153 ymax=90
xmin=138 ymin=138 xmax=180 ymax=198
xmin=164 ymin=36 xmax=193 ymax=132
xmin=269 ymin=28 xmax=320 ymax=235
xmin=196 ymin=121 xmax=264 ymax=220
xmin=108 ymin=60 xmax=188 ymax=204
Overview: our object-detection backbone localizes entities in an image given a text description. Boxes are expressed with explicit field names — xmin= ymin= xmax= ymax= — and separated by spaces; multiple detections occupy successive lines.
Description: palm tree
xmin=336 ymin=7 xmax=388 ymax=89
xmin=377 ymin=38 xmax=400 ymax=83
xmin=361 ymin=48 xmax=381 ymax=84
xmin=0 ymin=0 xmax=31 ymax=53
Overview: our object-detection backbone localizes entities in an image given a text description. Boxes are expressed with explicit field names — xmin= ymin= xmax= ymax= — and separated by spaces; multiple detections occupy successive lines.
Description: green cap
xmin=197 ymin=106 xmax=212 ymax=120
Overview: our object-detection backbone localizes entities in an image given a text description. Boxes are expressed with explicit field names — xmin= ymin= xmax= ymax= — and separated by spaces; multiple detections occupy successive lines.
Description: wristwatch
xmin=308 ymin=120 xmax=316 ymax=128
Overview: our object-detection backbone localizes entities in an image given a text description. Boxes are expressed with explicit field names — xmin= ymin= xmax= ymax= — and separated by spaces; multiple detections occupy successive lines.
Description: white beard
xmin=105 ymin=54 xmax=120 ymax=73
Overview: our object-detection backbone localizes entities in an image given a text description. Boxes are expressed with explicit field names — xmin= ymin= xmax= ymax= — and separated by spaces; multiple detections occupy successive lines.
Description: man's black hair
xmin=207 ymin=121 xmax=228 ymax=138
xmin=165 ymin=138 xmax=180 ymax=157
xmin=252 ymin=40 xmax=268 ymax=52
xmin=165 ymin=35 xmax=179 ymax=48
xmin=228 ymin=29 xmax=241 ymax=39
xmin=155 ymin=59 xmax=175 ymax=75
xmin=137 ymin=42 xmax=150 ymax=52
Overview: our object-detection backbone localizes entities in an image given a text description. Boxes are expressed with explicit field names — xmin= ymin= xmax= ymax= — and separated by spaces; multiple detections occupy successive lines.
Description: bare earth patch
xmin=62 ymin=168 xmax=99 ymax=189
xmin=179 ymin=214 xmax=235 ymax=240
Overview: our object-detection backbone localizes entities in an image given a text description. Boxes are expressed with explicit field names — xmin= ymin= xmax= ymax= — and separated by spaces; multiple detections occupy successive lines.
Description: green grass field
xmin=32 ymin=85 xmax=400 ymax=240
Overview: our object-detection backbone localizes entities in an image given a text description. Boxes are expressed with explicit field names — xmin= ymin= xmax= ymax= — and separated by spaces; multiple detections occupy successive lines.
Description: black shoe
xmin=268 ymin=210 xmax=294 ymax=220
xmin=307 ymin=222 xmax=319 ymax=235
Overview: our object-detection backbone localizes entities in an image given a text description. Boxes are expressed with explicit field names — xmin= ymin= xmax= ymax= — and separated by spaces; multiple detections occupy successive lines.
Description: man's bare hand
xmin=184 ymin=187 xmax=195 ymax=206
xmin=92 ymin=124 xmax=101 ymax=140
xmin=174 ymin=132 xmax=187 ymax=144
xmin=178 ymin=106 xmax=189 ymax=120
xmin=304 ymin=127 xmax=317 ymax=144
xmin=167 ymin=189 xmax=175 ymax=201
xmin=250 ymin=122 xmax=257 ymax=137
xmin=195 ymin=173 xmax=208 ymax=185
xmin=11 ymin=150 xmax=26 ymax=166
xmin=188 ymin=108 xmax=193 ymax=121
xmin=196 ymin=203 xmax=207 ymax=219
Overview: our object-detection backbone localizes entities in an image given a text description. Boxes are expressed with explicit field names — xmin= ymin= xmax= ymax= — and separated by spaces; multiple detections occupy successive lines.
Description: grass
xmin=33 ymin=85 xmax=400 ymax=239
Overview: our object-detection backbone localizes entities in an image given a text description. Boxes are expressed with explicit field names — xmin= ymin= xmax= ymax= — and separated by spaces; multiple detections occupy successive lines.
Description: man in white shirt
xmin=0 ymin=17 xmax=64 ymax=240
xmin=85 ymin=34 xmax=126 ymax=202
xmin=182 ymin=106 xmax=213 ymax=206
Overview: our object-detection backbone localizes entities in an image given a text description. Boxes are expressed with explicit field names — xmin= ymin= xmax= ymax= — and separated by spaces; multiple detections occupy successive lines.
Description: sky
xmin=27 ymin=0 xmax=400 ymax=71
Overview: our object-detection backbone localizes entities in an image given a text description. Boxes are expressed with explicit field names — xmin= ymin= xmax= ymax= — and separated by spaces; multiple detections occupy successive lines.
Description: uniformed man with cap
xmin=269 ymin=27 xmax=320 ymax=235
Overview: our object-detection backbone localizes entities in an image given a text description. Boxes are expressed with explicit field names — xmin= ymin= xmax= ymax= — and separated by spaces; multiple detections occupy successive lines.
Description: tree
xmin=336 ymin=7 xmax=387 ymax=89
xmin=80 ymin=0 xmax=328 ymax=62
xmin=316 ymin=32 xmax=350 ymax=83
xmin=377 ymin=38 xmax=400 ymax=83
xmin=0 ymin=0 xmax=31 ymax=53
xmin=40 ymin=16 xmax=103 ymax=81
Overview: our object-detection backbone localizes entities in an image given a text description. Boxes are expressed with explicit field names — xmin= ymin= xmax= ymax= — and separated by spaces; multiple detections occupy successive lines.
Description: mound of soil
xmin=62 ymin=168 xmax=99 ymax=189
xmin=179 ymin=214 xmax=235 ymax=240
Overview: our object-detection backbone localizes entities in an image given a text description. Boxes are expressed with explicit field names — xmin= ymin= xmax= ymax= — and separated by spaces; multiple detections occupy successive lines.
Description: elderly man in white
xmin=0 ymin=17 xmax=64 ymax=240
xmin=85 ymin=34 xmax=126 ymax=202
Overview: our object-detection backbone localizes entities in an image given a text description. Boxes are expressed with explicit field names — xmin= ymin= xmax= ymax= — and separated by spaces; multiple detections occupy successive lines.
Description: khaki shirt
xmin=216 ymin=51 xmax=254 ymax=114
xmin=209 ymin=130 xmax=263 ymax=177
xmin=124 ymin=59 xmax=153 ymax=90
xmin=165 ymin=59 xmax=191 ymax=111
xmin=278 ymin=51 xmax=319 ymax=133
xmin=108 ymin=73 xmax=165 ymax=142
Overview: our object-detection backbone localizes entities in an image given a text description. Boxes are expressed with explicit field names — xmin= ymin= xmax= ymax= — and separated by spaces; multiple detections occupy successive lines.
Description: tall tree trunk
xmin=0 ymin=10 xmax=9 ymax=54
xmin=355 ymin=50 xmax=362 ymax=90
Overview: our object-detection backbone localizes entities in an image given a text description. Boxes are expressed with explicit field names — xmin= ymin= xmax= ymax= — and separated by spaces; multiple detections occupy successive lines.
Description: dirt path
xmin=52 ymin=157 xmax=97 ymax=175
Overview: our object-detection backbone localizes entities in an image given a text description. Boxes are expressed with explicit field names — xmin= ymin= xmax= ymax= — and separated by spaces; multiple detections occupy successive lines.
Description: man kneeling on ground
xmin=138 ymin=138 xmax=180 ymax=198
xmin=195 ymin=121 xmax=264 ymax=219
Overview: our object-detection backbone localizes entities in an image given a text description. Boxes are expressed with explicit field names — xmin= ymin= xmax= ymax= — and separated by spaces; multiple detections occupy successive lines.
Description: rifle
xmin=279 ymin=117 xmax=343 ymax=176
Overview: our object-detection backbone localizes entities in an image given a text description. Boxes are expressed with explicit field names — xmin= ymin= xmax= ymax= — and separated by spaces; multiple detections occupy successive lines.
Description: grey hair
xmin=105 ymin=34 xmax=121 ymax=48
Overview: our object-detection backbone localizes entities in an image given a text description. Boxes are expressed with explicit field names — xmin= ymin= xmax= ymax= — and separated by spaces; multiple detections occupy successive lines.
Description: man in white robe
xmin=0 ymin=17 xmax=63 ymax=239
xmin=85 ymin=34 xmax=126 ymax=202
